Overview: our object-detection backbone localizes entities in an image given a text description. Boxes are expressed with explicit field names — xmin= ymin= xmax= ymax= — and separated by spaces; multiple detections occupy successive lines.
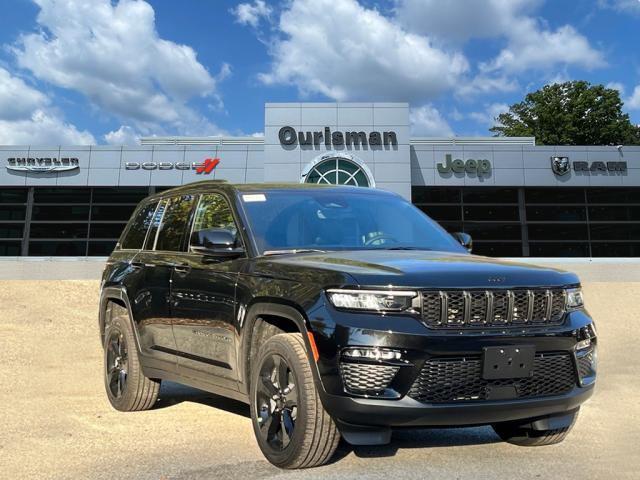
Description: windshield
xmin=239 ymin=189 xmax=466 ymax=255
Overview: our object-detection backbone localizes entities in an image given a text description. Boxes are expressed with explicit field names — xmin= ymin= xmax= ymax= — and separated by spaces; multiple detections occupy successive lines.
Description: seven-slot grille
xmin=408 ymin=352 xmax=576 ymax=403
xmin=421 ymin=289 xmax=566 ymax=328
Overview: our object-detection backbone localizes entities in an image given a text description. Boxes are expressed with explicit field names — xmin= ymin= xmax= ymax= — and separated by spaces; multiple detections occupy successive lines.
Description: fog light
xmin=575 ymin=338 xmax=591 ymax=351
xmin=343 ymin=347 xmax=402 ymax=361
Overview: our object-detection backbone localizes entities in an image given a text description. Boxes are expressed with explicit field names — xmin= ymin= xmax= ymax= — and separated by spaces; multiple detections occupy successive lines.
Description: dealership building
xmin=0 ymin=102 xmax=638 ymax=258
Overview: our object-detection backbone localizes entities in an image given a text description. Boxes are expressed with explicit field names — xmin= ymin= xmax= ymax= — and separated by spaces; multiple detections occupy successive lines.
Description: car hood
xmin=261 ymin=250 xmax=579 ymax=289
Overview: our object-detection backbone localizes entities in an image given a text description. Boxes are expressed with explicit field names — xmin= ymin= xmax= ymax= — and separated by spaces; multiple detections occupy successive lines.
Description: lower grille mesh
xmin=408 ymin=352 xmax=576 ymax=403
xmin=340 ymin=362 xmax=399 ymax=394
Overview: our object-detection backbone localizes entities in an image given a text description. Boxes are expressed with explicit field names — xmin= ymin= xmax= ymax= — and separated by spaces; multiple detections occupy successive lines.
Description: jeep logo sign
xmin=437 ymin=154 xmax=491 ymax=176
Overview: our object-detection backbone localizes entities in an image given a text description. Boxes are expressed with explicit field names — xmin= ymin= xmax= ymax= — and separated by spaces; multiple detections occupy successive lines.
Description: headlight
xmin=326 ymin=289 xmax=418 ymax=312
xmin=566 ymin=287 xmax=584 ymax=310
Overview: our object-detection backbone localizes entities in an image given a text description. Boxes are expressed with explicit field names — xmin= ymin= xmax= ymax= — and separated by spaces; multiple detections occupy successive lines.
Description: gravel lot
xmin=1 ymin=280 xmax=638 ymax=479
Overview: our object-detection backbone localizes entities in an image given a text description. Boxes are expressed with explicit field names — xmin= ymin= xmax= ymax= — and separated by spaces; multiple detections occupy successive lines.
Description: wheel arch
xmin=239 ymin=301 xmax=317 ymax=396
xmin=99 ymin=286 xmax=141 ymax=352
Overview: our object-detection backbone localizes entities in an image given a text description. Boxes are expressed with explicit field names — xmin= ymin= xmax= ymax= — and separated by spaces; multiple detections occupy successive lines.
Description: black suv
xmin=99 ymin=181 xmax=596 ymax=468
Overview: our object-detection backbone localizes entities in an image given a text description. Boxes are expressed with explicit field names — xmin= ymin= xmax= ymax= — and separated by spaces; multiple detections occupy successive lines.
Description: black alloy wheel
xmin=255 ymin=354 xmax=298 ymax=450
xmin=106 ymin=330 xmax=129 ymax=399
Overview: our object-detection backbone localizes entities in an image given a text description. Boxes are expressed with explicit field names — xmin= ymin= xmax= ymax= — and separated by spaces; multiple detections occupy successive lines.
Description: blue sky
xmin=0 ymin=0 xmax=639 ymax=144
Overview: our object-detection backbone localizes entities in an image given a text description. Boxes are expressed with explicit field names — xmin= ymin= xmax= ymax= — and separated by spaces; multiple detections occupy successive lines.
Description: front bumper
xmin=308 ymin=304 xmax=596 ymax=428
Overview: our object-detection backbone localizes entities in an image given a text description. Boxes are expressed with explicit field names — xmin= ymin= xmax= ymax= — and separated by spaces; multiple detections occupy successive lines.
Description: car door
xmin=129 ymin=195 xmax=195 ymax=370
xmin=170 ymin=192 xmax=244 ymax=389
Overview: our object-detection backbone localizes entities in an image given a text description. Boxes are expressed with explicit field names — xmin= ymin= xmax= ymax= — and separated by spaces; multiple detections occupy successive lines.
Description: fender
xmin=238 ymin=302 xmax=321 ymax=396
xmin=99 ymin=285 xmax=142 ymax=353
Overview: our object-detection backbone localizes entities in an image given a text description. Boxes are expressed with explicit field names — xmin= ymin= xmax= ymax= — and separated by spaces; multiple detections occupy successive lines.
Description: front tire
xmin=103 ymin=303 xmax=160 ymax=412
xmin=250 ymin=333 xmax=340 ymax=468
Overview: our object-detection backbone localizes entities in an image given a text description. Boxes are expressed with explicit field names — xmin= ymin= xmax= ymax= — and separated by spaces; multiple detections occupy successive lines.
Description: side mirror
xmin=452 ymin=232 xmax=473 ymax=252
xmin=190 ymin=228 xmax=244 ymax=257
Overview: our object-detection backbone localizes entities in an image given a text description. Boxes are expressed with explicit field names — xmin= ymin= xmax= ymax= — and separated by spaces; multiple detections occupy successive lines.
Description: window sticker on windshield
xmin=242 ymin=193 xmax=266 ymax=202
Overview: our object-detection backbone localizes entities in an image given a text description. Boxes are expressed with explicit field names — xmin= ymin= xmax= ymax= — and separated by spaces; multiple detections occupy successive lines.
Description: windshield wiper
xmin=382 ymin=246 xmax=432 ymax=251
xmin=263 ymin=248 xmax=327 ymax=256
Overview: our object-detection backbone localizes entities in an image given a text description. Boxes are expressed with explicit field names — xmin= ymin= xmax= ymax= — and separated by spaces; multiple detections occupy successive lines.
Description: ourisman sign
xmin=279 ymin=126 xmax=398 ymax=147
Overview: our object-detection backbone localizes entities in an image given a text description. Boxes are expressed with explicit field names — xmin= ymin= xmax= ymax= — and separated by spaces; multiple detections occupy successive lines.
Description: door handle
xmin=130 ymin=261 xmax=144 ymax=271
xmin=173 ymin=263 xmax=191 ymax=274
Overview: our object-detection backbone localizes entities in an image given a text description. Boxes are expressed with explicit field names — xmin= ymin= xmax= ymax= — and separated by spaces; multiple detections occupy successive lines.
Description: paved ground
xmin=1 ymin=280 xmax=638 ymax=479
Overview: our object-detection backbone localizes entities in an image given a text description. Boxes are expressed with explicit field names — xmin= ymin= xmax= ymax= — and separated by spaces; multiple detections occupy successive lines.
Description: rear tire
xmin=250 ymin=333 xmax=340 ymax=468
xmin=103 ymin=303 xmax=160 ymax=412
xmin=492 ymin=412 xmax=578 ymax=446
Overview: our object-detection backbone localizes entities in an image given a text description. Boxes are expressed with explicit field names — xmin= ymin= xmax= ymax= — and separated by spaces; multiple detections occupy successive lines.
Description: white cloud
xmin=599 ymin=0 xmax=640 ymax=14
xmin=13 ymin=0 xmax=225 ymax=135
xmin=104 ymin=125 xmax=139 ymax=145
xmin=468 ymin=103 xmax=509 ymax=126
xmin=258 ymin=0 xmax=468 ymax=101
xmin=0 ymin=66 xmax=94 ymax=144
xmin=410 ymin=105 xmax=454 ymax=136
xmin=0 ymin=68 xmax=49 ymax=120
xmin=484 ymin=23 xmax=605 ymax=73
xmin=232 ymin=0 xmax=272 ymax=27
xmin=626 ymin=85 xmax=640 ymax=110
xmin=456 ymin=74 xmax=519 ymax=97
xmin=395 ymin=0 xmax=539 ymax=43
xmin=607 ymin=81 xmax=626 ymax=95
xmin=0 ymin=110 xmax=95 ymax=144
xmin=397 ymin=0 xmax=604 ymax=78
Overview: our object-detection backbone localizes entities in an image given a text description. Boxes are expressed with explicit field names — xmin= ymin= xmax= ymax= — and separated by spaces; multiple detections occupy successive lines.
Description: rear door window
xmin=120 ymin=201 xmax=158 ymax=250
xmin=154 ymin=195 xmax=196 ymax=252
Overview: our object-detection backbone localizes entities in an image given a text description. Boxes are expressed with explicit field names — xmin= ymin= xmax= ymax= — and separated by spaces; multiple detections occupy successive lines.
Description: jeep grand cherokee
xmin=99 ymin=181 xmax=596 ymax=468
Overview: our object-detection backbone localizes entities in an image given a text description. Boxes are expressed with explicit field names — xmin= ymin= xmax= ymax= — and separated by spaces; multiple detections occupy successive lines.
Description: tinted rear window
xmin=120 ymin=202 xmax=158 ymax=249
xmin=154 ymin=195 xmax=195 ymax=252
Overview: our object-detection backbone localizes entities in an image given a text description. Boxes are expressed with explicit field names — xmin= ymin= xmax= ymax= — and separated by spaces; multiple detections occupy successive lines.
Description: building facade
xmin=1 ymin=102 xmax=638 ymax=257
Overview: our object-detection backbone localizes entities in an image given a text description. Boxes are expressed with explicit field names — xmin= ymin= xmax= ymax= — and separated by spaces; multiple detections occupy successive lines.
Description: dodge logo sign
xmin=551 ymin=156 xmax=570 ymax=176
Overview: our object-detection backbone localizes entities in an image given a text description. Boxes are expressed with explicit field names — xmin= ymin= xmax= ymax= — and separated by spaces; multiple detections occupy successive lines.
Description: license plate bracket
xmin=482 ymin=345 xmax=535 ymax=380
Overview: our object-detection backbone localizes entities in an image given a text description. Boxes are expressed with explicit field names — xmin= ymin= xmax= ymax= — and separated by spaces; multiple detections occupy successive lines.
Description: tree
xmin=490 ymin=81 xmax=640 ymax=145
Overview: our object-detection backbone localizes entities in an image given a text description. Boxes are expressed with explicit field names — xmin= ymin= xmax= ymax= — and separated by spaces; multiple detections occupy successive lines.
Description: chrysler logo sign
xmin=551 ymin=156 xmax=627 ymax=176
xmin=6 ymin=157 xmax=79 ymax=173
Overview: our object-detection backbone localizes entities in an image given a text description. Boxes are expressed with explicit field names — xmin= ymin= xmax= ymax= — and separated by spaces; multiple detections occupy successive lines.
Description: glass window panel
xmin=529 ymin=242 xmax=590 ymax=257
xmin=0 ymin=241 xmax=21 ymax=256
xmin=588 ymin=206 xmax=640 ymax=222
xmin=30 ymin=223 xmax=87 ymax=239
xmin=92 ymin=187 xmax=150 ymax=204
xmin=0 ymin=223 xmax=24 ymax=238
xmin=88 ymin=241 xmax=117 ymax=256
xmin=0 ymin=188 xmax=27 ymax=203
xmin=144 ymin=201 xmax=166 ymax=250
xmin=90 ymin=223 xmax=127 ymax=239
xmin=464 ymin=205 xmax=519 ymax=221
xmin=590 ymin=223 xmax=640 ymax=240
xmin=91 ymin=205 xmax=136 ymax=221
xmin=591 ymin=243 xmax=640 ymax=257
xmin=121 ymin=202 xmax=158 ymax=250
xmin=412 ymin=187 xmax=461 ymax=204
xmin=190 ymin=193 xmax=240 ymax=249
xmin=31 ymin=205 xmax=89 ymax=221
xmin=418 ymin=205 xmax=462 ymax=221
xmin=33 ymin=188 xmax=90 ymax=203
xmin=28 ymin=241 xmax=87 ymax=256
xmin=528 ymin=223 xmax=589 ymax=240
xmin=586 ymin=187 xmax=640 ymax=203
xmin=526 ymin=205 xmax=586 ymax=221
xmin=463 ymin=223 xmax=522 ymax=240
xmin=525 ymin=188 xmax=584 ymax=204
xmin=154 ymin=195 xmax=195 ymax=252
xmin=472 ymin=242 xmax=523 ymax=257
xmin=463 ymin=188 xmax=518 ymax=203
xmin=0 ymin=205 xmax=26 ymax=220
